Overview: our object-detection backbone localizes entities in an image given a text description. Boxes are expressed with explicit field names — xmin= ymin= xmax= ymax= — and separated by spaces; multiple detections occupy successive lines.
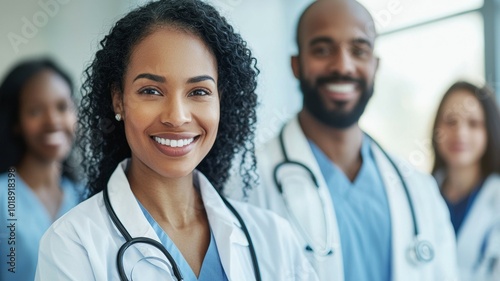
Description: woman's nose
xmin=160 ymin=96 xmax=191 ymax=127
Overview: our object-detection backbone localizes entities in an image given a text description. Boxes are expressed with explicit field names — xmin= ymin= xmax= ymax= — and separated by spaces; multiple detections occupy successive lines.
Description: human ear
xmin=111 ymin=84 xmax=124 ymax=119
xmin=291 ymin=55 xmax=300 ymax=79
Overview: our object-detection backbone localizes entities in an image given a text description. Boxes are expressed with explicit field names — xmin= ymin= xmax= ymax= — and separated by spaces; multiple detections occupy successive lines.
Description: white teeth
xmin=327 ymin=83 xmax=356 ymax=93
xmin=45 ymin=132 xmax=66 ymax=145
xmin=153 ymin=137 xmax=194 ymax=148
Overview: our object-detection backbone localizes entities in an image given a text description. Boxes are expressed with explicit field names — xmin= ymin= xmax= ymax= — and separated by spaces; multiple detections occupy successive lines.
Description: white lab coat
xmin=35 ymin=160 xmax=318 ymax=281
xmin=228 ymin=117 xmax=459 ymax=281
xmin=443 ymin=173 xmax=500 ymax=281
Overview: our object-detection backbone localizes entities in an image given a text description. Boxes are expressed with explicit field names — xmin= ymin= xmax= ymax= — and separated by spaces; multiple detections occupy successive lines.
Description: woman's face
xmin=114 ymin=27 xmax=220 ymax=179
xmin=435 ymin=89 xmax=487 ymax=169
xmin=18 ymin=69 xmax=76 ymax=163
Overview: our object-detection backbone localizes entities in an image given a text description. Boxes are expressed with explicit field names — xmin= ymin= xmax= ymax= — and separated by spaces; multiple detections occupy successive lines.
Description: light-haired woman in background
xmin=432 ymin=81 xmax=500 ymax=281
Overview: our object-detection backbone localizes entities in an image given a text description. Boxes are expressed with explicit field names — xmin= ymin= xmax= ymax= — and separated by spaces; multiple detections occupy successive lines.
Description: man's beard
xmin=300 ymin=72 xmax=374 ymax=129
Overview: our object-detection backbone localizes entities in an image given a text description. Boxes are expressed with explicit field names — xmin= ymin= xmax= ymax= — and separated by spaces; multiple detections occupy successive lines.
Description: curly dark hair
xmin=79 ymin=0 xmax=259 ymax=198
xmin=0 ymin=57 xmax=78 ymax=181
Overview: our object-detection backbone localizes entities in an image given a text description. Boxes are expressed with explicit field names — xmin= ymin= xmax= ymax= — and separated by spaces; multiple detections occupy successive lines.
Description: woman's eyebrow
xmin=133 ymin=73 xmax=166 ymax=83
xmin=187 ymin=75 xmax=215 ymax=84
xmin=132 ymin=73 xmax=215 ymax=84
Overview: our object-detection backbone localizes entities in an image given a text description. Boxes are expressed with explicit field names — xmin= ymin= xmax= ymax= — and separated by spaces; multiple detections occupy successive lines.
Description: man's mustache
xmin=316 ymin=74 xmax=364 ymax=87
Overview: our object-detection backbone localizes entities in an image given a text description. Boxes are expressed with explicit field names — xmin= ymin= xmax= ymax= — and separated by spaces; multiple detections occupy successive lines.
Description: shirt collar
xmin=307 ymin=134 xmax=373 ymax=182
xmin=106 ymin=159 xmax=247 ymax=245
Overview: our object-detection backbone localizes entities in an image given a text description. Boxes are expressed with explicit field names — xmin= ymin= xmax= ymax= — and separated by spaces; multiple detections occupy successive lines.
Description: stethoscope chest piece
xmin=407 ymin=238 xmax=435 ymax=264
xmin=275 ymin=126 xmax=437 ymax=266
xmin=104 ymin=184 xmax=260 ymax=281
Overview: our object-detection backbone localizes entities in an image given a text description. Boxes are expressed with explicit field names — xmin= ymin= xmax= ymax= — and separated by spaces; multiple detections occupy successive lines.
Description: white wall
xmin=0 ymin=0 xmax=143 ymax=92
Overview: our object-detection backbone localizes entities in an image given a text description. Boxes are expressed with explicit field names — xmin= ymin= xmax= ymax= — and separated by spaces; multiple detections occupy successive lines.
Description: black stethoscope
xmin=103 ymin=186 xmax=262 ymax=281
xmin=273 ymin=126 xmax=435 ymax=264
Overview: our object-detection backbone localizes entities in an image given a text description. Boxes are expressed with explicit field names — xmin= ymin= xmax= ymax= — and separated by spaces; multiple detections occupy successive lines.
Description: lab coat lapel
xmin=457 ymin=175 xmax=500 ymax=269
xmin=281 ymin=117 xmax=344 ymax=280
xmin=195 ymin=171 xmax=254 ymax=280
xmin=371 ymin=144 xmax=417 ymax=280
xmin=107 ymin=160 xmax=160 ymax=240
xmin=106 ymin=160 xmax=169 ymax=272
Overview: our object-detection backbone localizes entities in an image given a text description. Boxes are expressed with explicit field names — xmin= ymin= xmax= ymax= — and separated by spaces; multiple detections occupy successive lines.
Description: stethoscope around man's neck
xmin=273 ymin=126 xmax=435 ymax=264
xmin=103 ymin=186 xmax=262 ymax=281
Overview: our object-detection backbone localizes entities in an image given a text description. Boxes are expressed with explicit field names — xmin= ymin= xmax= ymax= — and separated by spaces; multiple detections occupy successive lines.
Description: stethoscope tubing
xmin=275 ymin=125 xmax=433 ymax=263
xmin=364 ymin=134 xmax=420 ymax=237
xmin=103 ymin=186 xmax=262 ymax=281
xmin=220 ymin=195 xmax=262 ymax=280
xmin=104 ymin=187 xmax=184 ymax=281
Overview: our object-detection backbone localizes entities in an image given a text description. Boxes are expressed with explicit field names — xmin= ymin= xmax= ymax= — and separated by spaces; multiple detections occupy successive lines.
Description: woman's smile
xmin=151 ymin=134 xmax=201 ymax=157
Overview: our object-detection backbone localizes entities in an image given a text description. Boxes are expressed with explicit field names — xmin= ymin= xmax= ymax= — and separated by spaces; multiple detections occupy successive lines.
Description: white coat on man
xmin=228 ymin=116 xmax=459 ymax=281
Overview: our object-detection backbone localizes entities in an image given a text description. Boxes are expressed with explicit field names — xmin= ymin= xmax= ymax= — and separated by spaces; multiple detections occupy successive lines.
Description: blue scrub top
xmin=138 ymin=202 xmax=229 ymax=281
xmin=443 ymin=179 xmax=484 ymax=235
xmin=309 ymin=136 xmax=392 ymax=281
xmin=0 ymin=171 xmax=81 ymax=281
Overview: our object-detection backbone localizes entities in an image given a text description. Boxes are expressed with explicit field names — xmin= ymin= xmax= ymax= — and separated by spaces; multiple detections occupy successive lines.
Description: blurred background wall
xmin=0 ymin=0 xmax=496 ymax=172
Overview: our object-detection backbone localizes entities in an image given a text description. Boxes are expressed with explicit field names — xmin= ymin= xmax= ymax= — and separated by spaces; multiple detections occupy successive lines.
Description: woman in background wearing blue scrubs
xmin=0 ymin=58 xmax=81 ymax=281
xmin=432 ymin=81 xmax=500 ymax=280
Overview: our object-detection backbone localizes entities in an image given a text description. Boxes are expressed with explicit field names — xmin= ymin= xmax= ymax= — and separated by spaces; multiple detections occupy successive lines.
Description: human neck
xmin=16 ymin=153 xmax=62 ymax=190
xmin=299 ymin=109 xmax=363 ymax=182
xmin=16 ymin=153 xmax=64 ymax=220
xmin=127 ymin=158 xmax=206 ymax=230
xmin=127 ymin=158 xmax=210 ymax=277
xmin=443 ymin=164 xmax=482 ymax=203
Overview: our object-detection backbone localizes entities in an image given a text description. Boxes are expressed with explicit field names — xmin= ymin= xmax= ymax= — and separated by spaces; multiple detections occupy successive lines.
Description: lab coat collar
xmin=283 ymin=120 xmax=418 ymax=280
xmin=280 ymin=116 xmax=345 ymax=280
xmin=107 ymin=159 xmax=156 ymax=239
xmin=282 ymin=117 xmax=326 ymax=181
xmin=194 ymin=170 xmax=247 ymax=245
xmin=286 ymin=120 xmax=418 ymax=279
xmin=370 ymin=143 xmax=421 ymax=280
xmin=107 ymin=159 xmax=247 ymax=239
xmin=106 ymin=159 xmax=250 ymax=278
xmin=457 ymin=173 xmax=500 ymax=267
xmin=282 ymin=121 xmax=418 ymax=279
xmin=194 ymin=171 xmax=252 ymax=279
xmin=476 ymin=174 xmax=500 ymax=210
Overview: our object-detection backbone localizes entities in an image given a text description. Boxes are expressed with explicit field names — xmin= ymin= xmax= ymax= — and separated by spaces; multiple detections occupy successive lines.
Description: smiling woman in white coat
xmin=432 ymin=81 xmax=500 ymax=281
xmin=34 ymin=1 xmax=317 ymax=280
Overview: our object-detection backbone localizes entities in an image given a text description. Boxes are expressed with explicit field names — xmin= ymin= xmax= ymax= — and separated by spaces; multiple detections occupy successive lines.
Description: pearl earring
xmin=115 ymin=113 xmax=122 ymax=121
